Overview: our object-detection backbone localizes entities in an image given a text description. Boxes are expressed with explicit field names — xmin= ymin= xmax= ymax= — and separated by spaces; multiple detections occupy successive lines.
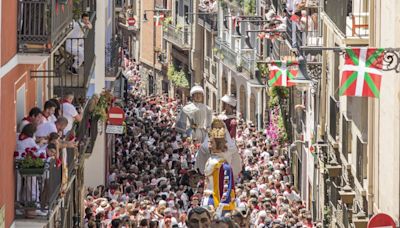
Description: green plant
xmin=24 ymin=201 xmax=37 ymax=208
xmin=73 ymin=0 xmax=82 ymax=20
xmin=20 ymin=155 xmax=45 ymax=169
xmin=257 ymin=63 xmax=269 ymax=77
xmin=323 ymin=206 xmax=332 ymax=224
xmin=167 ymin=65 xmax=190 ymax=88
xmin=93 ymin=90 xmax=114 ymax=121
xmin=175 ymin=24 xmax=183 ymax=32
xmin=244 ymin=0 xmax=256 ymax=15
xmin=163 ymin=16 xmax=173 ymax=26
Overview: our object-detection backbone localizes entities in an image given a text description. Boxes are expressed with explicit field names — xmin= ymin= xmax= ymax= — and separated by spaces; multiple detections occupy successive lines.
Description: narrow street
xmin=2 ymin=0 xmax=400 ymax=228
xmin=82 ymin=57 xmax=315 ymax=227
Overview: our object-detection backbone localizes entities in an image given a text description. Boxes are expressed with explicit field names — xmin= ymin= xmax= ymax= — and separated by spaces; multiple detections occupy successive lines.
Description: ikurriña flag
xmin=339 ymin=48 xmax=384 ymax=98
xmin=268 ymin=61 xmax=299 ymax=87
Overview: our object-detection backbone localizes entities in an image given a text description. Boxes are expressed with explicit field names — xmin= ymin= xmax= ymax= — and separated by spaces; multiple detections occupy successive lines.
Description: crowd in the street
xmin=82 ymin=52 xmax=320 ymax=227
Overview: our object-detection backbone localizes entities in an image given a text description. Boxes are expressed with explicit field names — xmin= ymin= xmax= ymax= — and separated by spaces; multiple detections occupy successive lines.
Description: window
xmin=356 ymin=137 xmax=367 ymax=185
xmin=16 ymin=85 xmax=26 ymax=131
xmin=206 ymin=87 xmax=210 ymax=106
xmin=184 ymin=5 xmax=189 ymax=24
xmin=329 ymin=96 xmax=339 ymax=140
xmin=175 ymin=1 xmax=179 ymax=23
xmin=342 ymin=116 xmax=352 ymax=161
xmin=333 ymin=43 xmax=340 ymax=100
xmin=178 ymin=0 xmax=183 ymax=17
xmin=206 ymin=33 xmax=212 ymax=57
xmin=36 ymin=77 xmax=43 ymax=109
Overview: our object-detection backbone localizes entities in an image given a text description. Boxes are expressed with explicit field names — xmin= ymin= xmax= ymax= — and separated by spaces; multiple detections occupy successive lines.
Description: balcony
xmin=198 ymin=14 xmax=218 ymax=32
xmin=17 ymin=0 xmax=74 ymax=53
xmin=53 ymin=12 xmax=97 ymax=99
xmin=75 ymin=97 xmax=100 ymax=156
xmin=324 ymin=0 xmax=369 ymax=38
xmin=216 ymin=38 xmax=238 ymax=70
xmin=163 ymin=24 xmax=191 ymax=50
xmin=15 ymin=159 xmax=62 ymax=219
xmin=241 ymin=51 xmax=255 ymax=75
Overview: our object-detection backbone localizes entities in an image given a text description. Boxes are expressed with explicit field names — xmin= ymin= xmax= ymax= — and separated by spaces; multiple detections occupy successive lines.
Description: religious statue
xmin=175 ymin=85 xmax=213 ymax=144
xmin=195 ymin=108 xmax=242 ymax=179
xmin=202 ymin=119 xmax=236 ymax=217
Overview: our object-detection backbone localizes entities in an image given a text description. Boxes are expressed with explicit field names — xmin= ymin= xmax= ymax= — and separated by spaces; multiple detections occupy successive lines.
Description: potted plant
xmin=236 ymin=64 xmax=243 ymax=72
xmin=24 ymin=201 xmax=37 ymax=219
xmin=19 ymin=149 xmax=45 ymax=176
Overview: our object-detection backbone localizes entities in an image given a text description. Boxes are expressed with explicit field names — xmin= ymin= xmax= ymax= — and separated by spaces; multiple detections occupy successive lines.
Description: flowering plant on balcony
xmin=167 ymin=65 xmax=189 ymax=88
xmin=93 ymin=90 xmax=114 ymax=121
xmin=266 ymin=87 xmax=290 ymax=143
xmin=18 ymin=148 xmax=45 ymax=175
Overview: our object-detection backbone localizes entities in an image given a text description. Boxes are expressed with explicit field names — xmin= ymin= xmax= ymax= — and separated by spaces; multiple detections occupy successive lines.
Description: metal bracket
xmin=29 ymin=70 xmax=59 ymax=79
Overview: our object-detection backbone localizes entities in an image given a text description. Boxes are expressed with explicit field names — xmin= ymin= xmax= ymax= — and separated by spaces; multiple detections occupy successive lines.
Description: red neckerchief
xmin=18 ymin=133 xmax=29 ymax=141
xmin=60 ymin=99 xmax=70 ymax=104
xmin=42 ymin=112 xmax=50 ymax=120
xmin=22 ymin=116 xmax=32 ymax=122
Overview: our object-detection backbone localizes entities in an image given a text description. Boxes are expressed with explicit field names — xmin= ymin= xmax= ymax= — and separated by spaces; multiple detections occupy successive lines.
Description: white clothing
xmin=66 ymin=20 xmax=89 ymax=68
xmin=36 ymin=121 xmax=58 ymax=138
xmin=195 ymin=121 xmax=243 ymax=179
xmin=41 ymin=114 xmax=57 ymax=124
xmin=286 ymin=0 xmax=302 ymax=12
xmin=62 ymin=102 xmax=78 ymax=135
xmin=175 ymin=102 xmax=212 ymax=143
xmin=15 ymin=136 xmax=40 ymax=159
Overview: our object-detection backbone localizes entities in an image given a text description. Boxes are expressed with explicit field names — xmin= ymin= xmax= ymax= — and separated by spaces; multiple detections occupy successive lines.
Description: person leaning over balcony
xmin=61 ymin=93 xmax=83 ymax=135
xmin=66 ymin=12 xmax=92 ymax=75
xmin=19 ymin=107 xmax=43 ymax=132
xmin=42 ymin=100 xmax=58 ymax=123
xmin=15 ymin=123 xmax=41 ymax=160
xmin=36 ymin=116 xmax=69 ymax=139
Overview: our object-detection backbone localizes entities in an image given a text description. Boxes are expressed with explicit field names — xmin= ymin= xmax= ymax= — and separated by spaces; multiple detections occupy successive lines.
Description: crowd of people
xmin=81 ymin=51 xmax=320 ymax=227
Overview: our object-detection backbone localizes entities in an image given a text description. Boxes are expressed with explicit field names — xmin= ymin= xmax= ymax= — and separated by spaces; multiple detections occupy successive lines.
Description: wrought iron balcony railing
xmin=75 ymin=97 xmax=100 ymax=156
xmin=216 ymin=38 xmax=238 ymax=70
xmin=241 ymin=51 xmax=255 ymax=75
xmin=15 ymin=159 xmax=62 ymax=219
xmin=17 ymin=0 xmax=74 ymax=53
xmin=53 ymin=12 xmax=97 ymax=99
xmin=198 ymin=14 xmax=218 ymax=31
xmin=163 ymin=24 xmax=191 ymax=50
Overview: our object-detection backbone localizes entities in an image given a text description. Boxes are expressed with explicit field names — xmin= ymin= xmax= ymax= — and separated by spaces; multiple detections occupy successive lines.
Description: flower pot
xmin=19 ymin=167 xmax=45 ymax=176
xmin=24 ymin=208 xmax=36 ymax=219
xmin=339 ymin=190 xmax=355 ymax=205
xmin=326 ymin=164 xmax=342 ymax=177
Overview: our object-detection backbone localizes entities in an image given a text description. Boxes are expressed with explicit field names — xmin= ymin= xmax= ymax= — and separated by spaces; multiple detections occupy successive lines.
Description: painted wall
xmin=0 ymin=0 xmax=17 ymax=66
xmin=373 ymin=0 xmax=400 ymax=221
xmin=0 ymin=63 xmax=43 ymax=227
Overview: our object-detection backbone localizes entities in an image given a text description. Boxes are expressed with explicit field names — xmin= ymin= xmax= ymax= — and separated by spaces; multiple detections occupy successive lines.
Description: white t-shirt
xmin=15 ymin=135 xmax=40 ymax=159
xmin=42 ymin=114 xmax=57 ymax=124
xmin=36 ymin=121 xmax=58 ymax=138
xmin=62 ymin=103 xmax=78 ymax=134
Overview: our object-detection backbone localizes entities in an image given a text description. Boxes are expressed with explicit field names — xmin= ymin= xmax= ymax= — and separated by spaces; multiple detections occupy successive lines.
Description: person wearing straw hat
xmin=175 ymin=85 xmax=212 ymax=144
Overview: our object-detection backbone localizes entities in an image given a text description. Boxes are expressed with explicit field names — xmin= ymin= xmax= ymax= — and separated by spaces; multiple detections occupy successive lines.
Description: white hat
xmin=190 ymin=85 xmax=205 ymax=96
xmin=221 ymin=94 xmax=237 ymax=107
